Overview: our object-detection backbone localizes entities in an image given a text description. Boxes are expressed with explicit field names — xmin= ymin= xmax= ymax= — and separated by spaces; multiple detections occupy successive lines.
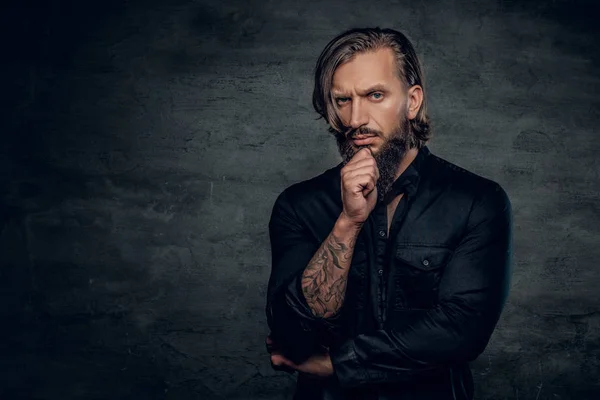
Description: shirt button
xmin=378 ymin=230 xmax=386 ymax=237
xmin=422 ymin=259 xmax=430 ymax=267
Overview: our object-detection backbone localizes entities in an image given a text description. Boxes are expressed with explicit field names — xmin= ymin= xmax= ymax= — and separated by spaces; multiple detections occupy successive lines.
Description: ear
xmin=406 ymin=85 xmax=423 ymax=120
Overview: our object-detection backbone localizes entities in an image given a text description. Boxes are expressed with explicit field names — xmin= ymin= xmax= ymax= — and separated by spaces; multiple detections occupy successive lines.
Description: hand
xmin=266 ymin=335 xmax=295 ymax=374
xmin=340 ymin=147 xmax=379 ymax=225
xmin=266 ymin=335 xmax=334 ymax=378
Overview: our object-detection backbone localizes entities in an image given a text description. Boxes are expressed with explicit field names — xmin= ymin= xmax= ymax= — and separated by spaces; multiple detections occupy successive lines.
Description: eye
xmin=335 ymin=97 xmax=350 ymax=106
xmin=370 ymin=92 xmax=384 ymax=100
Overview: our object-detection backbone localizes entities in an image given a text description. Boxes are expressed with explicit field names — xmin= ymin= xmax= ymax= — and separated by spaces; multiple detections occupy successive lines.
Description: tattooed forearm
xmin=301 ymin=219 xmax=361 ymax=318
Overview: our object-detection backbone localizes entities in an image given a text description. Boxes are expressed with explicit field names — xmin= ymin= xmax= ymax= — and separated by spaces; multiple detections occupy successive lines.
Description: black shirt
xmin=266 ymin=145 xmax=512 ymax=400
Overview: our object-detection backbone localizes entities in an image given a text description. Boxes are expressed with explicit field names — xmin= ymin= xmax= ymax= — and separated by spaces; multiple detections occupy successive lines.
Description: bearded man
xmin=265 ymin=27 xmax=512 ymax=400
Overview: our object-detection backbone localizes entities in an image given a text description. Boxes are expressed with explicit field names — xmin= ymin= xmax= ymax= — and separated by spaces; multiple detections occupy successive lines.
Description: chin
xmin=366 ymin=145 xmax=380 ymax=155
xmin=353 ymin=143 xmax=380 ymax=153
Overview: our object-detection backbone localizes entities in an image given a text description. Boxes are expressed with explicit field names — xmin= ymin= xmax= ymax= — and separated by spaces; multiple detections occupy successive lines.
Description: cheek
xmin=335 ymin=108 xmax=350 ymax=126
xmin=373 ymin=102 xmax=402 ymax=131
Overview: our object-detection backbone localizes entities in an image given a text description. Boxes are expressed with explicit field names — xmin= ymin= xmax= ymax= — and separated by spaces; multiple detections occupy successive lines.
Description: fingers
xmin=266 ymin=335 xmax=296 ymax=374
xmin=346 ymin=158 xmax=379 ymax=175
xmin=270 ymin=352 xmax=297 ymax=368
xmin=359 ymin=177 xmax=376 ymax=196
xmin=350 ymin=147 xmax=373 ymax=161
xmin=344 ymin=148 xmax=374 ymax=169
xmin=270 ymin=351 xmax=297 ymax=374
xmin=349 ymin=174 xmax=375 ymax=193
xmin=345 ymin=170 xmax=378 ymax=187
xmin=343 ymin=172 xmax=378 ymax=196
xmin=342 ymin=153 xmax=379 ymax=182
xmin=265 ymin=335 xmax=277 ymax=354
xmin=342 ymin=163 xmax=378 ymax=181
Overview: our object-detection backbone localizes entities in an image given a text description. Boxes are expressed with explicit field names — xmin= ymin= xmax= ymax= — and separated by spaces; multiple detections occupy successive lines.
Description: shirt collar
xmin=381 ymin=145 xmax=429 ymax=204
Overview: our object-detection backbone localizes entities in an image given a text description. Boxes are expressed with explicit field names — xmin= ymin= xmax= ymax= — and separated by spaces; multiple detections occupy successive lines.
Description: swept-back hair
xmin=312 ymin=27 xmax=431 ymax=148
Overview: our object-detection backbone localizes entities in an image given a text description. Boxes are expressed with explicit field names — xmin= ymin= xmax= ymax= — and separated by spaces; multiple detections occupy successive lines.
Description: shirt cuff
xmin=285 ymin=273 xmax=346 ymax=334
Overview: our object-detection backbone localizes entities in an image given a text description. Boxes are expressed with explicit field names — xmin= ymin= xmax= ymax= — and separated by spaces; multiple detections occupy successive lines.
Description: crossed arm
xmin=266 ymin=185 xmax=512 ymax=387
xmin=265 ymin=189 xmax=362 ymax=365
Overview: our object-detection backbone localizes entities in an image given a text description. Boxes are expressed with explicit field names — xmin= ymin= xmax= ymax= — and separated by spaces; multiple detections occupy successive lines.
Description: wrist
xmin=335 ymin=212 xmax=364 ymax=236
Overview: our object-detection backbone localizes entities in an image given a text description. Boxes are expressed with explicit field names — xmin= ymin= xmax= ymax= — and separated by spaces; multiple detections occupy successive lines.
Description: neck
xmin=394 ymin=147 xmax=419 ymax=180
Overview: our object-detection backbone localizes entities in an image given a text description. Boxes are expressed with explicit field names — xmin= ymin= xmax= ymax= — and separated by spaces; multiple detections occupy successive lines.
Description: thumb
xmin=365 ymin=185 xmax=377 ymax=202
xmin=361 ymin=180 xmax=375 ymax=197
xmin=271 ymin=352 xmax=298 ymax=369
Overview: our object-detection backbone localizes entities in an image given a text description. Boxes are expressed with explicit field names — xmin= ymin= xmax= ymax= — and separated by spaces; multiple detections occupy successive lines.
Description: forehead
xmin=332 ymin=47 xmax=400 ymax=93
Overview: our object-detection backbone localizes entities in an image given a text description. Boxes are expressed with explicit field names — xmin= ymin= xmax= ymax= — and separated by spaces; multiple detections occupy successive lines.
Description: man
xmin=265 ymin=27 xmax=512 ymax=400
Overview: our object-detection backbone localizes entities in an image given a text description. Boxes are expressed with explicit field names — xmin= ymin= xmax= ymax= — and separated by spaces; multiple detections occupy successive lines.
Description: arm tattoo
xmin=301 ymin=231 xmax=357 ymax=318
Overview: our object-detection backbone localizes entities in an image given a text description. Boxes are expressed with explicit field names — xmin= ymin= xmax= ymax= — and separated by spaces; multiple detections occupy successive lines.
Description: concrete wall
xmin=1 ymin=0 xmax=598 ymax=398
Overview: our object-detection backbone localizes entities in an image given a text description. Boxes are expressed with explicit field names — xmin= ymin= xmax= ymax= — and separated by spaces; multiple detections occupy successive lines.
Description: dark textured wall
xmin=1 ymin=0 xmax=599 ymax=399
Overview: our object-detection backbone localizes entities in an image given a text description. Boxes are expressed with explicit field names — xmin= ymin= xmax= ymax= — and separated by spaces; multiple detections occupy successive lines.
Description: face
xmin=331 ymin=47 xmax=409 ymax=156
xmin=331 ymin=47 xmax=413 ymax=200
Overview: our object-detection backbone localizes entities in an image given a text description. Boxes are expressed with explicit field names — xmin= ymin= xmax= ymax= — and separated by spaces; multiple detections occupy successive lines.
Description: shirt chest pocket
xmin=391 ymin=245 xmax=453 ymax=310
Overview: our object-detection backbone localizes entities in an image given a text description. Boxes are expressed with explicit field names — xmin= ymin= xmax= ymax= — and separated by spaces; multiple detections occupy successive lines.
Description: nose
xmin=349 ymin=98 xmax=368 ymax=129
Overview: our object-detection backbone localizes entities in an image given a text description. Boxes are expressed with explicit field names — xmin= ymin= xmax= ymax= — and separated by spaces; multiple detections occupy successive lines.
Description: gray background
xmin=1 ymin=0 xmax=599 ymax=398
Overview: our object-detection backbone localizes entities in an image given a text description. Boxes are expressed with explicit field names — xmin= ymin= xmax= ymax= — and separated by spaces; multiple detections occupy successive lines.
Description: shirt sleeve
xmin=266 ymin=189 xmax=346 ymax=364
xmin=330 ymin=183 xmax=513 ymax=387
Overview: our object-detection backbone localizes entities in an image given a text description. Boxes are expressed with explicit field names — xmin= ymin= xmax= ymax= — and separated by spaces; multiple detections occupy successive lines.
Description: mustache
xmin=345 ymin=126 xmax=383 ymax=140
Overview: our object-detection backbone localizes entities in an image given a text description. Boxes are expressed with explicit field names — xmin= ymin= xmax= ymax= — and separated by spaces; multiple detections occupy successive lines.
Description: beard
xmin=334 ymin=114 xmax=413 ymax=203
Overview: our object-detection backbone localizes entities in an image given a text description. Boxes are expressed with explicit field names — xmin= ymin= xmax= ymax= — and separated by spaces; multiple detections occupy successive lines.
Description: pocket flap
xmin=395 ymin=246 xmax=453 ymax=271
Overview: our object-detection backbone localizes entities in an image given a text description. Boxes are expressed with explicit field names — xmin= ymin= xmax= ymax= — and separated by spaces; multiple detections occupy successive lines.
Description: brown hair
xmin=312 ymin=27 xmax=432 ymax=148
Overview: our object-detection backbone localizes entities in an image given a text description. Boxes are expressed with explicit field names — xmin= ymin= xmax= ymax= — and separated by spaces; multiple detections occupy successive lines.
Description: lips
xmin=352 ymin=136 xmax=377 ymax=146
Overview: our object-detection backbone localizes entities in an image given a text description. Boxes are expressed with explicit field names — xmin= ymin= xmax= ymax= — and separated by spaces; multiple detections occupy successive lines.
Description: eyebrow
xmin=332 ymin=84 xmax=389 ymax=97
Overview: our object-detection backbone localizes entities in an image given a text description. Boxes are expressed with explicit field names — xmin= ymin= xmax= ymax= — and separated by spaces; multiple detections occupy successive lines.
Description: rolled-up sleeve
xmin=330 ymin=183 xmax=513 ymax=387
xmin=266 ymin=189 xmax=345 ymax=364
